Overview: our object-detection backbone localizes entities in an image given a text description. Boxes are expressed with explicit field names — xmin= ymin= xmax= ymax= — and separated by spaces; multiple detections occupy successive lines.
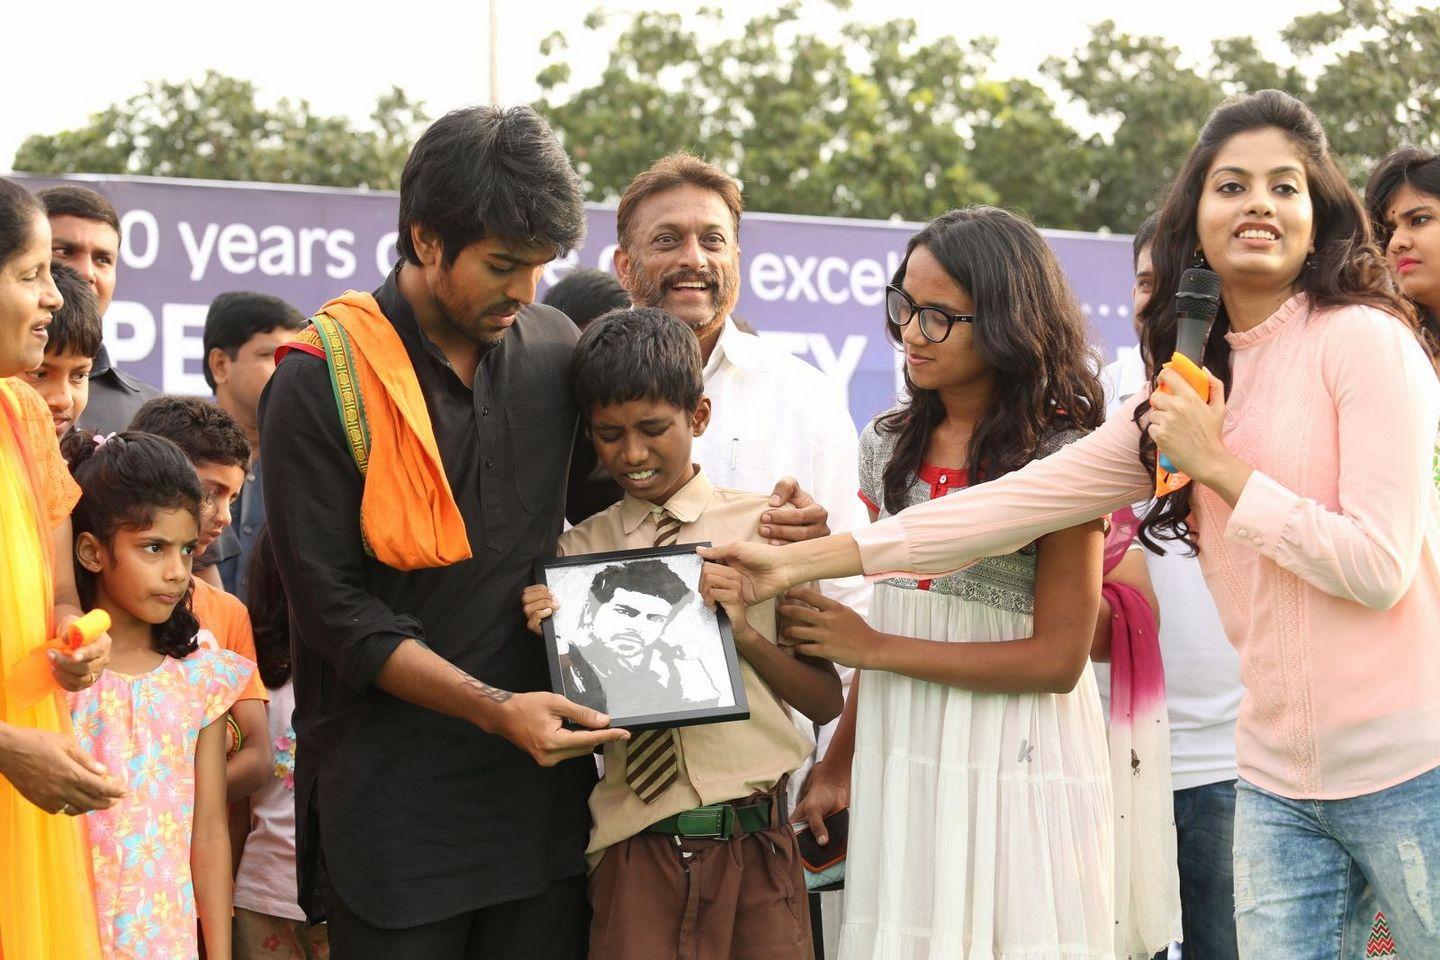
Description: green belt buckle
xmin=675 ymin=804 xmax=735 ymax=840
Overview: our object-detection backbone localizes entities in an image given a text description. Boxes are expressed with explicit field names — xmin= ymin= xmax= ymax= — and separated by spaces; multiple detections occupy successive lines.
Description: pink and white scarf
xmin=1104 ymin=507 xmax=1181 ymax=958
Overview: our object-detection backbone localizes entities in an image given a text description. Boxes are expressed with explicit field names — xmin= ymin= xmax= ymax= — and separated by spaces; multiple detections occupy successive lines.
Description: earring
xmin=1191 ymin=247 xmax=1209 ymax=270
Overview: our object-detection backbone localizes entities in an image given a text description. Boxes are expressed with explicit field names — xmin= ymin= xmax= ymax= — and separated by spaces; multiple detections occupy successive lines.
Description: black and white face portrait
xmin=544 ymin=551 xmax=739 ymax=722
xmin=582 ymin=578 xmax=683 ymax=665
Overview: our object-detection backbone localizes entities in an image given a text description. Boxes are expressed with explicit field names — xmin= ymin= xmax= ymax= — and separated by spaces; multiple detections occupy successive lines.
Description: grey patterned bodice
xmin=858 ymin=410 xmax=1083 ymax=617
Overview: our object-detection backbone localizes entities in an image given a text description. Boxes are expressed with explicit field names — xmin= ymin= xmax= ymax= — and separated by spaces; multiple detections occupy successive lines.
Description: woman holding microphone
xmin=705 ymin=90 xmax=1440 ymax=959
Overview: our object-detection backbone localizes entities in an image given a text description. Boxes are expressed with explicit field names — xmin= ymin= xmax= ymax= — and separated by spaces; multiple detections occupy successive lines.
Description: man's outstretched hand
xmin=487 ymin=691 xmax=630 ymax=767
xmin=375 ymin=639 xmax=630 ymax=769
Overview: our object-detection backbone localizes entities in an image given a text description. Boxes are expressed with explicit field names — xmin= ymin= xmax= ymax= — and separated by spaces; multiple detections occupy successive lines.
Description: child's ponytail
xmin=59 ymin=427 xmax=104 ymax=473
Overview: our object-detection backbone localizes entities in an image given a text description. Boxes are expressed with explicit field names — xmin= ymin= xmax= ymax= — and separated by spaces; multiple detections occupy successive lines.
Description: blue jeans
xmin=1233 ymin=766 xmax=1440 ymax=960
xmin=1165 ymin=780 xmax=1240 ymax=960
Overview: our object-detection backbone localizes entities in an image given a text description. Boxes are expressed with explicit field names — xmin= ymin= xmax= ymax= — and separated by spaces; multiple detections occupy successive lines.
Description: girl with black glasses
xmin=786 ymin=205 xmax=1116 ymax=958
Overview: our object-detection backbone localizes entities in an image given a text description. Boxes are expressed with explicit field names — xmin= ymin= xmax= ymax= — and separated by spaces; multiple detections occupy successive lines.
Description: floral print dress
xmin=69 ymin=647 xmax=253 ymax=960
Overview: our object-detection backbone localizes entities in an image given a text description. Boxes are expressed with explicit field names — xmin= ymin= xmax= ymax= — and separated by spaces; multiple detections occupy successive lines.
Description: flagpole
xmin=489 ymin=0 xmax=500 ymax=105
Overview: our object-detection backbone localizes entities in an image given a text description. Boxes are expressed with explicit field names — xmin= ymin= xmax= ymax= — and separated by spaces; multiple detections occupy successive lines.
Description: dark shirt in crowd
xmin=80 ymin=344 xmax=161 ymax=434
xmin=259 ymin=268 xmax=618 ymax=929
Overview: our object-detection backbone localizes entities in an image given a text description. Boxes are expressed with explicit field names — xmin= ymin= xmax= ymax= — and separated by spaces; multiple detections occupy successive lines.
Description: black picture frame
xmin=534 ymin=542 xmax=749 ymax=732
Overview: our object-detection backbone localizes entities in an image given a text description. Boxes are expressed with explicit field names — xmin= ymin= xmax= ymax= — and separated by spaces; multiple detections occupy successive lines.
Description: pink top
xmin=233 ymin=681 xmax=303 ymax=921
xmin=853 ymin=296 xmax=1440 ymax=800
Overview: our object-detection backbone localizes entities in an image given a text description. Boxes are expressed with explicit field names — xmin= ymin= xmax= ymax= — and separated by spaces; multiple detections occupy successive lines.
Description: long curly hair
xmin=877 ymin=206 xmax=1105 ymax=514
xmin=61 ymin=430 xmax=203 ymax=659
xmin=1135 ymin=89 xmax=1416 ymax=552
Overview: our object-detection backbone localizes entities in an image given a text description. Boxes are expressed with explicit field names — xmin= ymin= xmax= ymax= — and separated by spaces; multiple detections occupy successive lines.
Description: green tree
xmin=1043 ymin=21 xmax=1224 ymax=232
xmin=534 ymin=2 xmax=1092 ymax=227
xmin=968 ymin=78 xmax=1092 ymax=230
xmin=533 ymin=10 xmax=712 ymax=203
xmin=1274 ymin=0 xmax=1440 ymax=180
xmin=13 ymin=71 xmax=428 ymax=190
xmin=1048 ymin=0 xmax=1440 ymax=230
xmin=15 ymin=1 xmax=1439 ymax=231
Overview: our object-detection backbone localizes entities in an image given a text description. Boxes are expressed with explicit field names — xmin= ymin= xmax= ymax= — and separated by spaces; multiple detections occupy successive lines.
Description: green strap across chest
xmin=296 ymin=319 xmax=376 ymax=557
xmin=306 ymin=315 xmax=371 ymax=477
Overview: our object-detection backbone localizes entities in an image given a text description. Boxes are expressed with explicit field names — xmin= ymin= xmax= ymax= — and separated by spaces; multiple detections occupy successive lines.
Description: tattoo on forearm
xmin=463 ymin=676 xmax=514 ymax=704
xmin=436 ymin=651 xmax=515 ymax=705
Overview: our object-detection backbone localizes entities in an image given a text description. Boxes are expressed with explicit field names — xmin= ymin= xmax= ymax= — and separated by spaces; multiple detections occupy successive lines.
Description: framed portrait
xmin=534 ymin=542 xmax=749 ymax=732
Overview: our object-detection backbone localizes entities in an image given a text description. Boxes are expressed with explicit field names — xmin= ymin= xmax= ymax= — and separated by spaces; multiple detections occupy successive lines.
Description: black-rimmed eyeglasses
xmin=885 ymin=284 xmax=974 ymax=344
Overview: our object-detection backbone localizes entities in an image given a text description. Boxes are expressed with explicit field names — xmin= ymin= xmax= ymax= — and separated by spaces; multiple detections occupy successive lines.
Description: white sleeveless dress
xmin=841 ymin=416 xmax=1114 ymax=960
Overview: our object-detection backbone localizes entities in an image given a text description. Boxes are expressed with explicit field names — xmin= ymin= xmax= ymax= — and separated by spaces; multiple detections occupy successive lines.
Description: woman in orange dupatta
xmin=0 ymin=178 xmax=121 ymax=959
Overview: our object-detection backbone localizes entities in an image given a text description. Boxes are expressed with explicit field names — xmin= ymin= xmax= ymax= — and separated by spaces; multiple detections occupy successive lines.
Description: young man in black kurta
xmin=258 ymin=106 xmax=627 ymax=959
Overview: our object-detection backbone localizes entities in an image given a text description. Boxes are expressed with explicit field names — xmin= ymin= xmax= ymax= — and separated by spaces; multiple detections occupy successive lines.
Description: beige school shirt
xmin=557 ymin=468 xmax=813 ymax=862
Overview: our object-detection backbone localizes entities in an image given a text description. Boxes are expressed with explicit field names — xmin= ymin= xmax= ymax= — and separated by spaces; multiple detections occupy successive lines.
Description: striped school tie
xmin=624 ymin=508 xmax=683 ymax=803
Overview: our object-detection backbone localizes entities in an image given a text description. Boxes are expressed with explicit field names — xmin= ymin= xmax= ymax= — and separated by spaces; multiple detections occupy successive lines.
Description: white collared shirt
xmin=695 ymin=317 xmax=871 ymax=615
xmin=694 ymin=317 xmax=871 ymax=772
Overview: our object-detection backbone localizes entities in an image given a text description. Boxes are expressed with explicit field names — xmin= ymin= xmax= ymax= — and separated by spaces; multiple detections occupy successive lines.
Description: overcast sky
xmin=0 ymin=0 xmax=1371 ymax=174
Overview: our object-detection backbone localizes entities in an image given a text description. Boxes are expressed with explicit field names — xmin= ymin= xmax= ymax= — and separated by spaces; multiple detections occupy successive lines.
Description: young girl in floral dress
xmin=64 ymin=430 xmax=252 ymax=960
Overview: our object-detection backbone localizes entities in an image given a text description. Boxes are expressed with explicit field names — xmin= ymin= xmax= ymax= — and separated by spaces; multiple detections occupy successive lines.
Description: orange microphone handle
xmin=1166 ymin=352 xmax=1210 ymax=398
xmin=1154 ymin=353 xmax=1212 ymax=497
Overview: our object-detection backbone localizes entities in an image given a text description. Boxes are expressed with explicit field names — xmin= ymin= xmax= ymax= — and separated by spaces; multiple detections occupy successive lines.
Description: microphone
xmin=1155 ymin=267 xmax=1221 ymax=497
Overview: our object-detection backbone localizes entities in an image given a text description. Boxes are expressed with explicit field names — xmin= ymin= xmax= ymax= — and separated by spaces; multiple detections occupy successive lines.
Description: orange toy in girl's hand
xmin=62 ymin=609 xmax=111 ymax=651
xmin=2 ymin=609 xmax=113 ymax=711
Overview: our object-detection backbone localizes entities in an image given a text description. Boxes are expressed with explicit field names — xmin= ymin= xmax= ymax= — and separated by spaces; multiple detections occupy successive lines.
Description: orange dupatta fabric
xmin=0 ymin=378 xmax=102 ymax=959
xmin=278 ymin=292 xmax=470 ymax=570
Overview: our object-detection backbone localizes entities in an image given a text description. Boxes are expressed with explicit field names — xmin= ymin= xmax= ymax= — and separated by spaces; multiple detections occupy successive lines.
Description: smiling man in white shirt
xmin=611 ymin=160 xmax=870 ymax=892
xmin=611 ymin=153 xmax=870 ymax=618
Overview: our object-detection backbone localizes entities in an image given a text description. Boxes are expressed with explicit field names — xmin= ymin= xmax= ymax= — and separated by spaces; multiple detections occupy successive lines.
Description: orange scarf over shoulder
xmin=280 ymin=292 xmax=471 ymax=570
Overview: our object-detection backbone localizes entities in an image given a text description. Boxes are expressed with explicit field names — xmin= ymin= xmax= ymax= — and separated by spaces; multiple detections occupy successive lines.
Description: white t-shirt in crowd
xmin=695 ymin=317 xmax=872 ymax=608
xmin=1094 ymin=353 xmax=1244 ymax=791
xmin=1100 ymin=344 xmax=1147 ymax=414
xmin=233 ymin=680 xmax=304 ymax=920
